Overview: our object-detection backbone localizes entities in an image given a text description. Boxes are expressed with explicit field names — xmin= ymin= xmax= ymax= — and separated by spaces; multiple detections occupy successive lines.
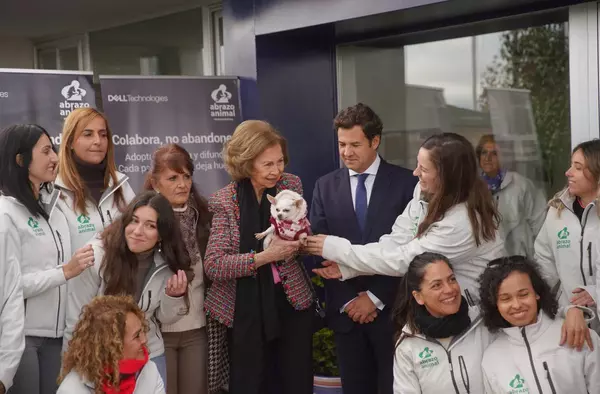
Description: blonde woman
xmin=56 ymin=108 xmax=135 ymax=251
xmin=58 ymin=295 xmax=165 ymax=393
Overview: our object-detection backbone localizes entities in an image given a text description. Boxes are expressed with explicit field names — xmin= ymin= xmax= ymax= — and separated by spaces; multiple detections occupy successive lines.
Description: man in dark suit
xmin=310 ymin=103 xmax=417 ymax=394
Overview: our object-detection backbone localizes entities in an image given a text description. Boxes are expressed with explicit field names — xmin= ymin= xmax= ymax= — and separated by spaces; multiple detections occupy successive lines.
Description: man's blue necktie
xmin=355 ymin=173 xmax=369 ymax=233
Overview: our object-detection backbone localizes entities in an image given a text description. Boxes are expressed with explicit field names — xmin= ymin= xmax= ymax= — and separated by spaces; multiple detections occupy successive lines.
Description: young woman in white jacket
xmin=56 ymin=108 xmax=135 ymax=252
xmin=58 ymin=295 xmax=165 ymax=394
xmin=392 ymin=252 xmax=591 ymax=394
xmin=307 ymin=133 xmax=505 ymax=301
xmin=0 ymin=124 xmax=94 ymax=394
xmin=64 ymin=191 xmax=191 ymax=385
xmin=476 ymin=134 xmax=547 ymax=257
xmin=479 ymin=256 xmax=600 ymax=394
xmin=535 ymin=139 xmax=600 ymax=310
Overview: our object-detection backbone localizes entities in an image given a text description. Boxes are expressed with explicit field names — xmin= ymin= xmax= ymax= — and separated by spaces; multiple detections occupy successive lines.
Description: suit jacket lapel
xmin=336 ymin=169 xmax=362 ymax=236
xmin=364 ymin=160 xmax=391 ymax=242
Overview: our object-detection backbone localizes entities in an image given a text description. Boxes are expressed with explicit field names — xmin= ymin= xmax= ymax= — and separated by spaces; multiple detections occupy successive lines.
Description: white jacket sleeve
xmin=122 ymin=181 xmax=136 ymax=205
xmin=584 ymin=331 xmax=600 ymax=393
xmin=329 ymin=198 xmax=421 ymax=280
xmin=325 ymin=207 xmax=476 ymax=280
xmin=156 ymin=290 xmax=186 ymax=325
xmin=393 ymin=344 xmax=422 ymax=394
xmin=63 ymin=245 xmax=102 ymax=352
xmin=0 ymin=231 xmax=25 ymax=390
xmin=22 ymin=266 xmax=67 ymax=300
xmin=534 ymin=217 xmax=560 ymax=292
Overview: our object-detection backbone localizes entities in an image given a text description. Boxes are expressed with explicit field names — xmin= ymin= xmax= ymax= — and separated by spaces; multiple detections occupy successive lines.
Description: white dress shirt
xmin=340 ymin=155 xmax=385 ymax=313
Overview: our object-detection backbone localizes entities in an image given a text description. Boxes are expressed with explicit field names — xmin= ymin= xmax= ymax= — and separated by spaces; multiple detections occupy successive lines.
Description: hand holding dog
xmin=255 ymin=236 xmax=301 ymax=268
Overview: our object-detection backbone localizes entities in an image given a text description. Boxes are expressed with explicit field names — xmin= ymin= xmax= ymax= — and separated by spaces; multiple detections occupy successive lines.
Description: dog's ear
xmin=294 ymin=198 xmax=304 ymax=209
xmin=267 ymin=194 xmax=276 ymax=205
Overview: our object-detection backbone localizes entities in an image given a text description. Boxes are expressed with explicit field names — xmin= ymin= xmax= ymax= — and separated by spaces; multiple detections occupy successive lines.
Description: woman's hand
xmin=63 ymin=245 xmax=95 ymax=280
xmin=305 ymin=235 xmax=327 ymax=256
xmin=312 ymin=260 xmax=342 ymax=279
xmin=254 ymin=237 xmax=301 ymax=268
xmin=570 ymin=288 xmax=596 ymax=307
xmin=560 ymin=307 xmax=593 ymax=351
xmin=166 ymin=270 xmax=188 ymax=297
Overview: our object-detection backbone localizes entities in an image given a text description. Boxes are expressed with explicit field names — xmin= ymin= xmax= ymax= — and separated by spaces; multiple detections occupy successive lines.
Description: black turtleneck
xmin=74 ymin=154 xmax=106 ymax=204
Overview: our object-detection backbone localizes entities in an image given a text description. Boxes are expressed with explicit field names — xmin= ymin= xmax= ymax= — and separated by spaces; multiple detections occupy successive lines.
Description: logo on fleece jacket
xmin=28 ymin=217 xmax=45 ymax=236
xmin=556 ymin=227 xmax=570 ymax=249
xmin=508 ymin=374 xmax=528 ymax=393
xmin=418 ymin=347 xmax=439 ymax=369
xmin=76 ymin=214 xmax=96 ymax=234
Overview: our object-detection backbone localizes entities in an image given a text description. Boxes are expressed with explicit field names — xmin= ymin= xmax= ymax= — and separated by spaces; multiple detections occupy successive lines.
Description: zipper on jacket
xmin=106 ymin=210 xmax=113 ymax=223
xmin=446 ymin=351 xmax=461 ymax=394
xmin=97 ymin=207 xmax=106 ymax=228
xmin=43 ymin=217 xmax=62 ymax=337
xmin=56 ymin=231 xmax=65 ymax=263
xmin=521 ymin=327 xmax=544 ymax=394
xmin=588 ymin=242 xmax=593 ymax=277
xmin=542 ymin=361 xmax=557 ymax=394
xmin=579 ymin=207 xmax=593 ymax=286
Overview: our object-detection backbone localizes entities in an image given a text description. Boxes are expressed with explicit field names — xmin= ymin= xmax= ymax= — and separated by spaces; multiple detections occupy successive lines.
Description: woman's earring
xmin=158 ymin=241 xmax=162 ymax=253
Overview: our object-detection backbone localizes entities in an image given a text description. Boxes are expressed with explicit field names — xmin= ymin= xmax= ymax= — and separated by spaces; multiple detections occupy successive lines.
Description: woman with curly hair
xmin=58 ymin=295 xmax=165 ymax=393
xmin=479 ymin=256 xmax=600 ymax=393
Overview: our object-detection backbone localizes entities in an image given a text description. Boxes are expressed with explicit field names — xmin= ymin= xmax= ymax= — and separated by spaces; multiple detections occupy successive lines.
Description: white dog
xmin=255 ymin=189 xmax=312 ymax=249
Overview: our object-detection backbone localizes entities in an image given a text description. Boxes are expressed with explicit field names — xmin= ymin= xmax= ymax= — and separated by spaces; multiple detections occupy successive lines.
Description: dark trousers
xmin=334 ymin=310 xmax=395 ymax=394
xmin=228 ymin=287 xmax=313 ymax=394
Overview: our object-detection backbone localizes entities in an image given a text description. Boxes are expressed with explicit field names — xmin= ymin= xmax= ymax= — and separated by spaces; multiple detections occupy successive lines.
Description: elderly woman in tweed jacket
xmin=205 ymin=120 xmax=314 ymax=394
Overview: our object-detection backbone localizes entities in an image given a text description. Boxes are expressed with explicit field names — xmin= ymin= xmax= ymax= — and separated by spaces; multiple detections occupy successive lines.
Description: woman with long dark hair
xmin=144 ymin=144 xmax=211 ymax=394
xmin=64 ymin=191 xmax=191 ymax=384
xmin=479 ymin=256 xmax=600 ymax=393
xmin=308 ymin=133 xmax=504 ymax=301
xmin=0 ymin=124 xmax=93 ymax=394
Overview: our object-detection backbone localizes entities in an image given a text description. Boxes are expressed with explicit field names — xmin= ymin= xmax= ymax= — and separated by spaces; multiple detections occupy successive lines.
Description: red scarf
xmin=102 ymin=347 xmax=149 ymax=394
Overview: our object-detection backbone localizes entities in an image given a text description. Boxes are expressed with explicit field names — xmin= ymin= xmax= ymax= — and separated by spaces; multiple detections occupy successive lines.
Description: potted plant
xmin=312 ymin=276 xmax=343 ymax=393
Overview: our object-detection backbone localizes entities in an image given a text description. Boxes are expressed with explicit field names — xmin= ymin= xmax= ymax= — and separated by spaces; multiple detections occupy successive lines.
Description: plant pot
xmin=313 ymin=375 xmax=343 ymax=394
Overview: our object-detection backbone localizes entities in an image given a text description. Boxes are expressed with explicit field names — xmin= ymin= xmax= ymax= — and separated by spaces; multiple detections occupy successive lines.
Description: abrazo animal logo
xmin=209 ymin=84 xmax=236 ymax=121
xmin=76 ymin=214 xmax=96 ymax=234
xmin=508 ymin=374 xmax=528 ymax=393
xmin=556 ymin=227 xmax=571 ymax=249
xmin=28 ymin=217 xmax=45 ymax=236
xmin=0 ymin=91 xmax=8 ymax=98
xmin=59 ymin=80 xmax=91 ymax=117
xmin=417 ymin=347 xmax=439 ymax=369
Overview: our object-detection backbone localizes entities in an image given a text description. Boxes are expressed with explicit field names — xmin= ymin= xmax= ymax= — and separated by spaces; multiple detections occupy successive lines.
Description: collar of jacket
xmin=55 ymin=172 xmax=129 ymax=206
xmin=501 ymin=311 xmax=553 ymax=346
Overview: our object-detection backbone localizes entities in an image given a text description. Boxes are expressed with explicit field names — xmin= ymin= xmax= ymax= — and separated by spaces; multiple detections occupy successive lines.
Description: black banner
xmin=100 ymin=76 xmax=242 ymax=195
xmin=0 ymin=69 xmax=96 ymax=146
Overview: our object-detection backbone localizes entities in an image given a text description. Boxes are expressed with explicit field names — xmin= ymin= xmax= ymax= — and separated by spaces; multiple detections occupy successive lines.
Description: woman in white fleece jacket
xmin=479 ymin=256 xmax=600 ymax=394
xmin=307 ymin=133 xmax=505 ymax=302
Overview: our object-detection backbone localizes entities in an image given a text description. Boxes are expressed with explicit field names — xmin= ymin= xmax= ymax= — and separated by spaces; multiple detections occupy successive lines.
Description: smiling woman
xmin=0 ymin=124 xmax=95 ymax=394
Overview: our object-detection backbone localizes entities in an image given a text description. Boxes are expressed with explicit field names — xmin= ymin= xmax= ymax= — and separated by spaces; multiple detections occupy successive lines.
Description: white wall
xmin=0 ymin=36 xmax=34 ymax=68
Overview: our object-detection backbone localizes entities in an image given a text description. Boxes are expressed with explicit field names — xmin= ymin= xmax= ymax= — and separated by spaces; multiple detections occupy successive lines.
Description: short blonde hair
xmin=223 ymin=120 xmax=289 ymax=181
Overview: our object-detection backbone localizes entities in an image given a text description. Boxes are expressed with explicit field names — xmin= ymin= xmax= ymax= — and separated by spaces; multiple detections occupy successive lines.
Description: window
xmin=35 ymin=36 xmax=86 ymax=71
xmin=89 ymin=8 xmax=204 ymax=77
xmin=337 ymin=17 xmax=570 ymax=199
